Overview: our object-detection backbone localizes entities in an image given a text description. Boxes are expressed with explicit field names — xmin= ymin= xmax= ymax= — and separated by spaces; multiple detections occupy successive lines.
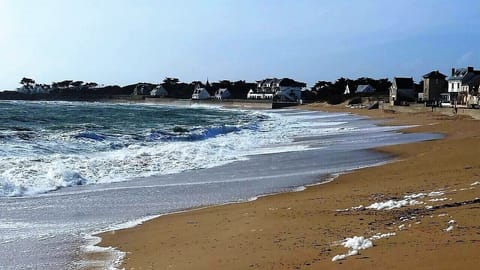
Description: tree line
xmin=2 ymin=76 xmax=408 ymax=102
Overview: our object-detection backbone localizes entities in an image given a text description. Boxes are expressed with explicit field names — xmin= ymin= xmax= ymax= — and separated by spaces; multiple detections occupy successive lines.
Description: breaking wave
xmin=0 ymin=101 xmax=331 ymax=197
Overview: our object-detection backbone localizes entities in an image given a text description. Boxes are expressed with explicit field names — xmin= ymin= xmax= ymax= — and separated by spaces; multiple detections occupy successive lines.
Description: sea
xmin=0 ymin=100 xmax=441 ymax=269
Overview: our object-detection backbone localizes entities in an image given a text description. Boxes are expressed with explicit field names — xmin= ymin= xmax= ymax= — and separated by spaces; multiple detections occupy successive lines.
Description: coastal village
xmin=2 ymin=66 xmax=480 ymax=110
xmin=3 ymin=1 xmax=480 ymax=269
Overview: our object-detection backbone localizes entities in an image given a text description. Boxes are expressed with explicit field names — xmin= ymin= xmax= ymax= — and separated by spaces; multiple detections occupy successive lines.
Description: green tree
xmin=163 ymin=77 xmax=179 ymax=85
xmin=20 ymin=77 xmax=35 ymax=87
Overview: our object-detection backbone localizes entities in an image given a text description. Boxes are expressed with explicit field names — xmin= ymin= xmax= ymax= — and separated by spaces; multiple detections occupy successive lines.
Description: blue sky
xmin=0 ymin=0 xmax=479 ymax=89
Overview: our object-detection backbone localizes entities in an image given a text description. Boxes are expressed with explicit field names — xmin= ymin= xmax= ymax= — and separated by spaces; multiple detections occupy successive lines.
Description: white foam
xmin=343 ymin=236 xmax=373 ymax=250
xmin=80 ymin=235 xmax=125 ymax=270
xmin=332 ymin=233 xmax=396 ymax=262
xmin=366 ymin=199 xmax=422 ymax=210
xmin=445 ymin=225 xmax=454 ymax=232
xmin=428 ymin=191 xmax=445 ymax=197
xmin=367 ymin=190 xmax=449 ymax=211
xmin=429 ymin=197 xmax=448 ymax=202
xmin=370 ymin=232 xmax=396 ymax=240
xmin=292 ymin=186 xmax=306 ymax=192
xmin=1 ymin=110 xmax=331 ymax=197
xmin=80 ymin=214 xmax=162 ymax=270
xmin=336 ymin=205 xmax=364 ymax=212
xmin=332 ymin=232 xmax=396 ymax=261
xmin=404 ymin=193 xmax=427 ymax=199
xmin=332 ymin=237 xmax=370 ymax=261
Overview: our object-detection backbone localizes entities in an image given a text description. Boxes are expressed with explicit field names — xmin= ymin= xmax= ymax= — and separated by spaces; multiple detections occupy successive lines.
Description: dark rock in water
xmin=173 ymin=126 xmax=189 ymax=133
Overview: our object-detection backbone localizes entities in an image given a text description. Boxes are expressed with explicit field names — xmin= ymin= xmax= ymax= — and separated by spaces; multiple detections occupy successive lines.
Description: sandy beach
xmin=94 ymin=104 xmax=480 ymax=270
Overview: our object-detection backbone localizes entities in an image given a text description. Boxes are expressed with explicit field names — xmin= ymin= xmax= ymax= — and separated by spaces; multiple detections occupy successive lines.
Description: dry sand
xmin=93 ymin=103 xmax=480 ymax=270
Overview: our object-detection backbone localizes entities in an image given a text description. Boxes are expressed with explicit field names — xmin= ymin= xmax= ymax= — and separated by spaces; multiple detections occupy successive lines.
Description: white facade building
xmin=214 ymin=88 xmax=231 ymax=100
xmin=150 ymin=85 xmax=168 ymax=97
xmin=248 ymin=78 xmax=305 ymax=101
xmin=447 ymin=67 xmax=480 ymax=105
xmin=17 ymin=84 xmax=51 ymax=94
xmin=191 ymin=85 xmax=211 ymax=100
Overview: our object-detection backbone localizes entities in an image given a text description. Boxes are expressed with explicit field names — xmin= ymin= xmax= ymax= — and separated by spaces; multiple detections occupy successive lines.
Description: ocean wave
xmin=73 ymin=132 xmax=107 ymax=141
xmin=0 ymin=104 xmax=368 ymax=197
xmin=147 ymin=124 xmax=246 ymax=142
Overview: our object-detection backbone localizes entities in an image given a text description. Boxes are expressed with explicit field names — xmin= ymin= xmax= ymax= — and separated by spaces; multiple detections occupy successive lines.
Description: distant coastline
xmin=0 ymin=76 xmax=391 ymax=106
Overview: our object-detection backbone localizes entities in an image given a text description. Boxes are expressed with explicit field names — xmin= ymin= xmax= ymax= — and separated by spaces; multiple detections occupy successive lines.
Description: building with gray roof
xmin=422 ymin=70 xmax=447 ymax=102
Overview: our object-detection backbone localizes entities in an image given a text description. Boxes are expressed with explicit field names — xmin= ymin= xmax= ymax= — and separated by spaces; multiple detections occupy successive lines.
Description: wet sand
xmin=94 ymin=103 xmax=480 ymax=269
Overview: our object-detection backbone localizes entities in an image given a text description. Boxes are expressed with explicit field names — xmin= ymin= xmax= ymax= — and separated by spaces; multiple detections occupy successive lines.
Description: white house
xmin=133 ymin=83 xmax=154 ymax=95
xmin=191 ymin=85 xmax=211 ymax=100
xmin=447 ymin=67 xmax=480 ymax=105
xmin=247 ymin=88 xmax=273 ymax=99
xmin=246 ymin=78 xmax=279 ymax=99
xmin=390 ymin=77 xmax=415 ymax=104
xmin=17 ymin=84 xmax=51 ymax=94
xmin=150 ymin=85 xmax=168 ymax=97
xmin=215 ymin=88 xmax=231 ymax=100
xmin=248 ymin=78 xmax=306 ymax=101
xmin=273 ymin=86 xmax=302 ymax=103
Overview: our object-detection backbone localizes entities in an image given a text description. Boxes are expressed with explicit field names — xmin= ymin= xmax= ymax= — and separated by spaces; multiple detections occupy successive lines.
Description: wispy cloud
xmin=457 ymin=51 xmax=475 ymax=66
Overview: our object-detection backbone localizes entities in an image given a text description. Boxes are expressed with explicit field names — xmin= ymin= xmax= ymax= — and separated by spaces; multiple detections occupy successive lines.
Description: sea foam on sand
xmin=332 ymin=233 xmax=396 ymax=262
xmin=365 ymin=191 xmax=446 ymax=211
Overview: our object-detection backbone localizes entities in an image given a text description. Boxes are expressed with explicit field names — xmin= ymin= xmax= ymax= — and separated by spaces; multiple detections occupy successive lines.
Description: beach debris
xmin=429 ymin=198 xmax=480 ymax=211
xmin=331 ymin=233 xmax=395 ymax=262
xmin=470 ymin=181 xmax=480 ymax=186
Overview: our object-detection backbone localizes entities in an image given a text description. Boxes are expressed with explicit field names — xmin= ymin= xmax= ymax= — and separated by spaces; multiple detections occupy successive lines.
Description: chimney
xmin=467 ymin=66 xmax=474 ymax=72
xmin=451 ymin=68 xmax=455 ymax=76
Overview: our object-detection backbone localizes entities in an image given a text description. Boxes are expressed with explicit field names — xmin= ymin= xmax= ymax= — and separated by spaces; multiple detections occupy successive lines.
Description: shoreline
xmin=89 ymin=104 xmax=479 ymax=269
xmin=82 ymin=169 xmax=347 ymax=269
